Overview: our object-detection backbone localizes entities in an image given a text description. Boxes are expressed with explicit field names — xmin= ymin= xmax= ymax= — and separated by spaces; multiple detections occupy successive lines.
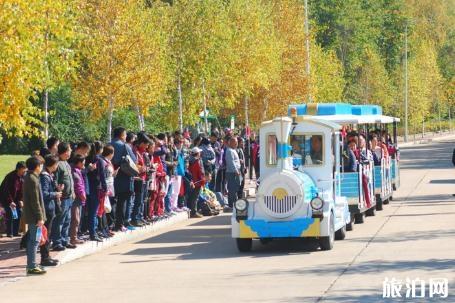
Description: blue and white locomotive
xmin=231 ymin=103 xmax=400 ymax=252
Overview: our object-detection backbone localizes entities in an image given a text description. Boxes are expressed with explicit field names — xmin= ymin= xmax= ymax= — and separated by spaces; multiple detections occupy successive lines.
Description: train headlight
xmin=310 ymin=197 xmax=324 ymax=211
xmin=235 ymin=199 xmax=248 ymax=211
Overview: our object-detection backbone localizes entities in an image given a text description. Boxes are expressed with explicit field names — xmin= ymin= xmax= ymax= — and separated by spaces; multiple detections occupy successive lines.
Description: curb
xmin=56 ymin=211 xmax=189 ymax=265
xmin=0 ymin=211 xmax=189 ymax=288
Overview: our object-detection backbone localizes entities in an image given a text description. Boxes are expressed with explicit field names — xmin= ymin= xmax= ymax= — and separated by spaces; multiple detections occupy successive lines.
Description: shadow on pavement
xmin=393 ymin=194 xmax=455 ymax=204
xmin=429 ymin=179 xmax=455 ymax=184
xmin=123 ymin=215 xmax=320 ymax=260
xmin=400 ymin=142 xmax=452 ymax=170
xmin=347 ymin=229 xmax=455 ymax=244
xmin=234 ymin=259 xmax=455 ymax=278
xmin=388 ymin=212 xmax=455 ymax=217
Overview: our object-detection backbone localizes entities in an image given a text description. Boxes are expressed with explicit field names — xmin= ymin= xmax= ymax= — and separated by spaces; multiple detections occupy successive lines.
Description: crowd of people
xmin=0 ymin=127 xmax=260 ymax=275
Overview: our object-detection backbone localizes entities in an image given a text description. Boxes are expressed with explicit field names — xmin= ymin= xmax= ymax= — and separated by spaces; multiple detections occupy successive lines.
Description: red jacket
xmin=153 ymin=155 xmax=166 ymax=178
xmin=188 ymin=158 xmax=205 ymax=188
xmin=0 ymin=171 xmax=23 ymax=208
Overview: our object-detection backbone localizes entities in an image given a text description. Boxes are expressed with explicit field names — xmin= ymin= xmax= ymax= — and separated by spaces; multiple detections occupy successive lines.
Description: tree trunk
xmin=261 ymin=98 xmax=268 ymax=122
xmin=136 ymin=104 xmax=144 ymax=131
xmin=449 ymin=106 xmax=452 ymax=132
xmin=178 ymin=74 xmax=183 ymax=133
xmin=43 ymin=89 xmax=49 ymax=139
xmin=202 ymin=80 xmax=208 ymax=134
xmin=107 ymin=96 xmax=114 ymax=142
xmin=244 ymin=95 xmax=249 ymax=128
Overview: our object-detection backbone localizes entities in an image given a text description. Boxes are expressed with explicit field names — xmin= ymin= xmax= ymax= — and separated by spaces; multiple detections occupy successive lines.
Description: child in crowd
xmin=71 ymin=154 xmax=86 ymax=246
xmin=97 ymin=144 xmax=116 ymax=237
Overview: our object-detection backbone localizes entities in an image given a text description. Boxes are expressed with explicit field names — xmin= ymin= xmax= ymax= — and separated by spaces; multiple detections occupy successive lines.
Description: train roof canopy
xmin=288 ymin=103 xmax=400 ymax=124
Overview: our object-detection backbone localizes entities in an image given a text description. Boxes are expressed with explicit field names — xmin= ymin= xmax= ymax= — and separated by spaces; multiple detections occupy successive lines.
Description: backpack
xmin=120 ymin=144 xmax=139 ymax=177
xmin=200 ymin=201 xmax=219 ymax=216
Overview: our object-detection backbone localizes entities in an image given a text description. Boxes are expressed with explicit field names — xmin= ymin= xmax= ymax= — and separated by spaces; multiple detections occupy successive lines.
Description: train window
xmin=266 ymin=134 xmax=278 ymax=166
xmin=290 ymin=134 xmax=324 ymax=167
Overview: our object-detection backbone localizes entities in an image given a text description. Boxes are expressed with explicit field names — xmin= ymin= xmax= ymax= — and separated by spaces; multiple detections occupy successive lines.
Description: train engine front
xmin=232 ymin=116 xmax=343 ymax=252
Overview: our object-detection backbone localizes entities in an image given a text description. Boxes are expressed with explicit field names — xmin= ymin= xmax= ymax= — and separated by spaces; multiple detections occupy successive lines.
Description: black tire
xmin=354 ymin=213 xmax=364 ymax=224
xmin=346 ymin=214 xmax=355 ymax=231
xmin=366 ymin=206 xmax=376 ymax=217
xmin=376 ymin=196 xmax=383 ymax=211
xmin=383 ymin=198 xmax=390 ymax=205
xmin=320 ymin=214 xmax=335 ymax=251
xmin=393 ymin=184 xmax=397 ymax=191
xmin=236 ymin=238 xmax=252 ymax=252
xmin=259 ymin=238 xmax=271 ymax=245
xmin=389 ymin=195 xmax=393 ymax=201
xmin=335 ymin=225 xmax=346 ymax=240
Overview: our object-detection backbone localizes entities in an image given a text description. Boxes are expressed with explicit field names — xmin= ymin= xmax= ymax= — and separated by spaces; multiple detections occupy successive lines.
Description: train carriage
xmin=287 ymin=103 xmax=400 ymax=223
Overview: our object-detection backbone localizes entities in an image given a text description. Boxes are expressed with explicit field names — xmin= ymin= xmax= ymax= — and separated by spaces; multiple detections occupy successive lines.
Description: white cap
xmin=191 ymin=147 xmax=202 ymax=154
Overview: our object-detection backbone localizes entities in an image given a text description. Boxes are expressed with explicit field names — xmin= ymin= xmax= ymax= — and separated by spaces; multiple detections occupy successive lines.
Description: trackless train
xmin=231 ymin=103 xmax=400 ymax=252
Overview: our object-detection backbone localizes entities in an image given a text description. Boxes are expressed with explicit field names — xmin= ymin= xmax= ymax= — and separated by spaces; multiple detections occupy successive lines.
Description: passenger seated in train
xmin=310 ymin=135 xmax=323 ymax=164
xmin=370 ymin=134 xmax=382 ymax=165
xmin=343 ymin=140 xmax=357 ymax=172
xmin=358 ymin=134 xmax=373 ymax=162
xmin=290 ymin=134 xmax=324 ymax=166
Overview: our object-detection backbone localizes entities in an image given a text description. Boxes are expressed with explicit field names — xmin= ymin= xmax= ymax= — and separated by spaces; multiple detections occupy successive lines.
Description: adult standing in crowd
xmin=111 ymin=127 xmax=137 ymax=231
xmin=86 ymin=141 xmax=104 ymax=241
xmin=22 ymin=156 xmax=46 ymax=275
xmin=0 ymin=161 xmax=26 ymax=237
xmin=163 ymin=134 xmax=177 ymax=214
xmin=39 ymin=137 xmax=59 ymax=158
xmin=52 ymin=142 xmax=75 ymax=251
xmin=124 ymin=131 xmax=137 ymax=226
xmin=209 ymin=133 xmax=221 ymax=191
xmin=237 ymin=137 xmax=246 ymax=199
xmin=225 ymin=137 xmax=241 ymax=209
xmin=39 ymin=154 xmax=61 ymax=266
xmin=131 ymin=133 xmax=151 ymax=227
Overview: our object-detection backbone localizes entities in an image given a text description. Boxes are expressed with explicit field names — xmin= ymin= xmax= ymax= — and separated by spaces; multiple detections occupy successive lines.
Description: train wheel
xmin=366 ymin=207 xmax=376 ymax=217
xmin=376 ymin=196 xmax=383 ymax=211
xmin=259 ymin=238 xmax=271 ymax=245
xmin=236 ymin=238 xmax=252 ymax=252
xmin=335 ymin=225 xmax=346 ymax=240
xmin=354 ymin=213 xmax=365 ymax=224
xmin=346 ymin=214 xmax=355 ymax=231
xmin=320 ymin=215 xmax=335 ymax=251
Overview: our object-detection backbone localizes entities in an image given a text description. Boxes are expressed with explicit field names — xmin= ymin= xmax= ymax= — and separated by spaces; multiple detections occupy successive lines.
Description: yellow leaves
xmin=73 ymin=0 xmax=171 ymax=122
xmin=406 ymin=40 xmax=443 ymax=126
xmin=311 ymin=42 xmax=345 ymax=103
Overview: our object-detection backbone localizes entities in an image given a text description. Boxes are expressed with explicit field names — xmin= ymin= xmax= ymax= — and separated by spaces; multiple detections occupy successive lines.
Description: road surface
xmin=2 ymin=139 xmax=455 ymax=302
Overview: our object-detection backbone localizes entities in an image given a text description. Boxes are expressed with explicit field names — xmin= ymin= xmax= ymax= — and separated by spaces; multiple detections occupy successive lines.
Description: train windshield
xmin=290 ymin=134 xmax=324 ymax=167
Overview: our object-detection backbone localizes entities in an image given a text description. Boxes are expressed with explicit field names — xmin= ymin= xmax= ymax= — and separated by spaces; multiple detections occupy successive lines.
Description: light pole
xmin=404 ymin=23 xmax=409 ymax=142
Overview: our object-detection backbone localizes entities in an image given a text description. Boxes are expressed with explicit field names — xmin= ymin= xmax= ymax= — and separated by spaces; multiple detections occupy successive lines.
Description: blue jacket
xmin=344 ymin=149 xmax=358 ymax=173
xmin=39 ymin=171 xmax=57 ymax=217
xmin=111 ymin=139 xmax=137 ymax=194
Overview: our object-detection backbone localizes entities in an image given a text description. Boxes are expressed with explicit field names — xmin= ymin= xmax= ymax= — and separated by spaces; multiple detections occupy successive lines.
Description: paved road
xmin=2 ymin=140 xmax=455 ymax=302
